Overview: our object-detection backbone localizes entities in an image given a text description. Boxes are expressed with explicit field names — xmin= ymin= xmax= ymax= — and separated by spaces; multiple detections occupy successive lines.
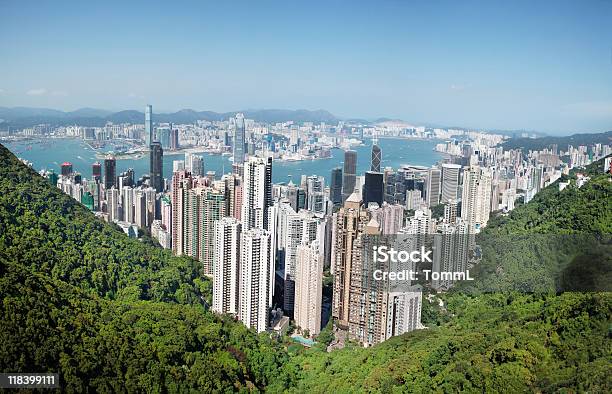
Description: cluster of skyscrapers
xmin=42 ymin=106 xmax=612 ymax=347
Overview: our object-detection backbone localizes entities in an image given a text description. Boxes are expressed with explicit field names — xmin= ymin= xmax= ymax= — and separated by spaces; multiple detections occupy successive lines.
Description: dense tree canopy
xmin=0 ymin=143 xmax=208 ymax=304
xmin=462 ymin=158 xmax=612 ymax=294
xmin=281 ymin=292 xmax=610 ymax=393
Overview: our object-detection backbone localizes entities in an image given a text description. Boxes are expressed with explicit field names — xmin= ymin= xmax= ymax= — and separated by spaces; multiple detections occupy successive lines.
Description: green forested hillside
xmin=484 ymin=159 xmax=611 ymax=236
xmin=1 ymin=261 xmax=291 ymax=392
xmin=0 ymin=143 xmax=209 ymax=304
xmin=282 ymin=293 xmax=610 ymax=393
xmin=0 ymin=143 xmax=610 ymax=393
xmin=464 ymin=158 xmax=612 ymax=293
xmin=0 ymin=143 xmax=291 ymax=392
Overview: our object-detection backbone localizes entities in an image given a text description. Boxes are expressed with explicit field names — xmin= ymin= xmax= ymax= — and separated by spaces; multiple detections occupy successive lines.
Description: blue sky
xmin=0 ymin=0 xmax=611 ymax=134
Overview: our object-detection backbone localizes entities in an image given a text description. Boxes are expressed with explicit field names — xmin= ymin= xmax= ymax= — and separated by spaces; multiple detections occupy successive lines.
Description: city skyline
xmin=2 ymin=77 xmax=610 ymax=361
xmin=1 ymin=1 xmax=611 ymax=134
xmin=1 ymin=1 xmax=611 ymax=391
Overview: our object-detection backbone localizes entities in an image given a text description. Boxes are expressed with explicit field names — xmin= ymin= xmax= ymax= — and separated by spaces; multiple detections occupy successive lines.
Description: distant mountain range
xmin=0 ymin=107 xmax=338 ymax=128
xmin=1 ymin=107 xmax=609 ymax=141
xmin=501 ymin=130 xmax=612 ymax=153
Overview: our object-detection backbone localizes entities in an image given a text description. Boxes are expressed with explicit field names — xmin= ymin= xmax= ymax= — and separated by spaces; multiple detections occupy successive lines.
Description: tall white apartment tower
xmin=134 ymin=188 xmax=147 ymax=228
xmin=384 ymin=288 xmax=422 ymax=340
xmin=282 ymin=210 xmax=320 ymax=313
xmin=106 ymin=187 xmax=120 ymax=222
xmin=432 ymin=220 xmax=469 ymax=290
xmin=461 ymin=166 xmax=492 ymax=231
xmin=239 ymin=228 xmax=274 ymax=333
xmin=122 ymin=186 xmax=134 ymax=223
xmin=295 ymin=240 xmax=323 ymax=336
xmin=242 ymin=156 xmax=272 ymax=230
xmin=185 ymin=153 xmax=205 ymax=177
xmin=212 ymin=217 xmax=242 ymax=315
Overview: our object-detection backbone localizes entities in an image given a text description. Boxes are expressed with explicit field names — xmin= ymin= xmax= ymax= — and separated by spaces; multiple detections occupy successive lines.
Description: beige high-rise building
xmin=347 ymin=217 xmax=384 ymax=345
xmin=332 ymin=196 xmax=424 ymax=347
xmin=295 ymin=240 xmax=323 ymax=336
xmin=171 ymin=170 xmax=190 ymax=255
xmin=201 ymin=187 xmax=226 ymax=275
xmin=122 ymin=186 xmax=134 ymax=223
xmin=134 ymin=188 xmax=147 ymax=228
xmin=373 ymin=202 xmax=404 ymax=235
xmin=332 ymin=191 xmax=370 ymax=328
xmin=183 ymin=185 xmax=226 ymax=275
xmin=222 ymin=173 xmax=243 ymax=221
xmin=144 ymin=186 xmax=156 ymax=227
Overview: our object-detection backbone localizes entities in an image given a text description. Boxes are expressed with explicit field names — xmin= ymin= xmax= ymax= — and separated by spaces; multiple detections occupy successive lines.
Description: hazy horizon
xmin=2 ymin=104 xmax=612 ymax=136
xmin=1 ymin=1 xmax=611 ymax=135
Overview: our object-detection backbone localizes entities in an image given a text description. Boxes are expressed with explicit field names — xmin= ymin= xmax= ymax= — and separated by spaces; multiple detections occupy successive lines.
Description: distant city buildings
xmin=371 ymin=138 xmax=381 ymax=172
xmin=330 ymin=167 xmax=343 ymax=206
xmin=233 ymin=113 xmax=246 ymax=165
xmin=364 ymin=171 xmax=384 ymax=207
xmin=342 ymin=150 xmax=357 ymax=202
xmin=441 ymin=163 xmax=461 ymax=203
xmin=92 ymin=161 xmax=101 ymax=181
xmin=145 ymin=104 xmax=153 ymax=146
xmin=104 ymin=156 xmax=116 ymax=190
xmin=426 ymin=167 xmax=441 ymax=208
xmin=149 ymin=142 xmax=163 ymax=193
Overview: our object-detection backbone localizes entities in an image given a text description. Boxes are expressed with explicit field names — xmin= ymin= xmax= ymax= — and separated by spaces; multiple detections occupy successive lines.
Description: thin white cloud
xmin=26 ymin=88 xmax=47 ymax=96
xmin=128 ymin=92 xmax=144 ymax=99
xmin=450 ymin=83 xmax=471 ymax=92
xmin=0 ymin=89 xmax=5 ymax=94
